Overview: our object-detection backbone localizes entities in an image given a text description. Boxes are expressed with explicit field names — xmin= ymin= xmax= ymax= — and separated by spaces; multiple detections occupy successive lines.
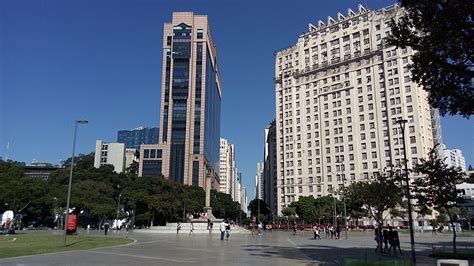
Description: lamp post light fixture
xmin=397 ymin=118 xmax=416 ymax=264
xmin=63 ymin=120 xmax=88 ymax=247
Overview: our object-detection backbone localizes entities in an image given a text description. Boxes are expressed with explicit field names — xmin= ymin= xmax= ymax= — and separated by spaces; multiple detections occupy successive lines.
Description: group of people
xmin=185 ymin=212 xmax=208 ymax=222
xmin=176 ymin=218 xmax=230 ymax=240
xmin=310 ymin=224 xmax=341 ymax=240
xmin=375 ymin=226 xmax=401 ymax=255
xmin=219 ymin=219 xmax=231 ymax=240
xmin=250 ymin=222 xmax=264 ymax=236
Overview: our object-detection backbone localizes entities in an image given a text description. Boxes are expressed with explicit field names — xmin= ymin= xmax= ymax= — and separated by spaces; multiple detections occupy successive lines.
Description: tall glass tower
xmin=117 ymin=126 xmax=159 ymax=150
xmin=139 ymin=12 xmax=221 ymax=189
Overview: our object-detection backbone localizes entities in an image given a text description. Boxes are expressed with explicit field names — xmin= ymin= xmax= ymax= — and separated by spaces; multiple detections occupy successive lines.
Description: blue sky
xmin=1 ymin=0 xmax=473 ymax=200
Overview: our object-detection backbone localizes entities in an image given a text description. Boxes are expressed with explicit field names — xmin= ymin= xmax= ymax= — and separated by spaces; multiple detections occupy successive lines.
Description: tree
xmin=281 ymin=207 xmax=296 ymax=217
xmin=281 ymin=207 xmax=296 ymax=227
xmin=387 ymin=0 xmax=474 ymax=117
xmin=412 ymin=148 xmax=466 ymax=253
xmin=290 ymin=196 xmax=318 ymax=224
xmin=247 ymin=199 xmax=270 ymax=219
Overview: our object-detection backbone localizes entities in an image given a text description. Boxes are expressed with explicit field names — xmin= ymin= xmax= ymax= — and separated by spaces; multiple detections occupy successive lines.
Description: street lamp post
xmin=340 ymin=183 xmax=348 ymax=240
xmin=63 ymin=120 xmax=88 ymax=247
xmin=116 ymin=193 xmax=121 ymax=229
xmin=397 ymin=119 xmax=416 ymax=264
xmin=338 ymin=164 xmax=349 ymax=240
xmin=329 ymin=187 xmax=337 ymax=228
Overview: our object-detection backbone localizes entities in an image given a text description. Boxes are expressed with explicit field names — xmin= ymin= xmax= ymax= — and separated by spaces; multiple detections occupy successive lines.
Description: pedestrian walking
xmin=257 ymin=222 xmax=263 ymax=236
xmin=374 ymin=225 xmax=382 ymax=253
xmin=189 ymin=222 xmax=195 ymax=237
xmin=177 ymin=222 xmax=182 ymax=234
xmin=389 ymin=229 xmax=401 ymax=254
xmin=383 ymin=229 xmax=389 ymax=253
xmin=225 ymin=220 xmax=231 ymax=240
xmin=325 ymin=226 xmax=330 ymax=238
xmin=220 ymin=220 xmax=228 ymax=240
xmin=104 ymin=222 xmax=110 ymax=235
xmin=313 ymin=225 xmax=321 ymax=240
xmin=209 ymin=222 xmax=213 ymax=234
xmin=336 ymin=225 xmax=341 ymax=240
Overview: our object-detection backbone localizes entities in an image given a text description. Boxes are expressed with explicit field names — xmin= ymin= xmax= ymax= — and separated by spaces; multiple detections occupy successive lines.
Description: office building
xmin=219 ymin=138 xmax=235 ymax=196
xmin=240 ymin=185 xmax=248 ymax=213
xmin=442 ymin=144 xmax=467 ymax=172
xmin=23 ymin=161 xmax=61 ymax=179
xmin=94 ymin=140 xmax=127 ymax=173
xmin=117 ymin=126 xmax=159 ymax=150
xmin=234 ymin=171 xmax=242 ymax=203
xmin=274 ymin=4 xmax=435 ymax=214
xmin=255 ymin=161 xmax=264 ymax=200
xmin=139 ymin=12 xmax=222 ymax=190
xmin=263 ymin=120 xmax=277 ymax=215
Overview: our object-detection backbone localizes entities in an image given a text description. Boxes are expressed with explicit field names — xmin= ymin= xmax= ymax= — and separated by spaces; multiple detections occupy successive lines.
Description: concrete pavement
xmin=0 ymin=229 xmax=472 ymax=265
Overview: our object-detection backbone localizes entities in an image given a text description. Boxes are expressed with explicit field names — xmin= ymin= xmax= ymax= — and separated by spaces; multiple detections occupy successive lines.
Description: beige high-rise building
xmin=219 ymin=138 xmax=235 ymax=196
xmin=274 ymin=4 xmax=436 ymax=214
xmin=139 ymin=12 xmax=222 ymax=190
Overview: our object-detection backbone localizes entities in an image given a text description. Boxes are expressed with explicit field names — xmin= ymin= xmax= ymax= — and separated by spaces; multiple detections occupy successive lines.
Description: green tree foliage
xmin=290 ymin=196 xmax=318 ymax=223
xmin=211 ymin=190 xmax=241 ymax=220
xmin=388 ymin=0 xmax=474 ymax=117
xmin=289 ymin=196 xmax=344 ymax=225
xmin=412 ymin=148 xmax=466 ymax=253
xmin=0 ymin=161 xmax=50 ymax=227
xmin=281 ymin=207 xmax=296 ymax=217
xmin=0 ymin=155 xmax=243 ymax=228
xmin=345 ymin=171 xmax=404 ymax=227
xmin=247 ymin=199 xmax=270 ymax=218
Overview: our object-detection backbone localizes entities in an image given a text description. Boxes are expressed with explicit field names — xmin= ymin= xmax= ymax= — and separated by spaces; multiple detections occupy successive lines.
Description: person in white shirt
xmin=220 ymin=220 xmax=228 ymax=240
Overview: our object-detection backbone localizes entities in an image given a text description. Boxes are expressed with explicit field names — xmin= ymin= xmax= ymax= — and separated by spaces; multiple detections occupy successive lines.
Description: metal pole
xmin=399 ymin=119 xmax=416 ymax=264
xmin=63 ymin=120 xmax=87 ymax=247
xmin=341 ymin=166 xmax=348 ymax=240
xmin=116 ymin=194 xmax=121 ymax=229
xmin=333 ymin=195 xmax=337 ymax=228
xmin=344 ymin=200 xmax=348 ymax=240
xmin=63 ymin=121 xmax=78 ymax=247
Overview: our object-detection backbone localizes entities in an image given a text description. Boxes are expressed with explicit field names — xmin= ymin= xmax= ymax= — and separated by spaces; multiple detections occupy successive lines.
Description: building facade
xmin=219 ymin=138 xmax=235 ymax=195
xmin=274 ymin=4 xmax=436 ymax=214
xmin=255 ymin=161 xmax=264 ymax=200
xmin=234 ymin=171 xmax=242 ymax=203
xmin=139 ymin=12 xmax=222 ymax=190
xmin=94 ymin=140 xmax=127 ymax=173
xmin=263 ymin=120 xmax=277 ymax=215
xmin=240 ymin=185 xmax=248 ymax=213
xmin=117 ymin=126 xmax=159 ymax=150
xmin=24 ymin=161 xmax=61 ymax=179
xmin=442 ymin=144 xmax=467 ymax=172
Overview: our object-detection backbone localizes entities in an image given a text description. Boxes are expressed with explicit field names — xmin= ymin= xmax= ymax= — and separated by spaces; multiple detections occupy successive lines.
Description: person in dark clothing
xmin=390 ymin=229 xmax=402 ymax=254
xmin=104 ymin=222 xmax=110 ymax=235
xmin=382 ymin=229 xmax=389 ymax=253
xmin=374 ymin=226 xmax=382 ymax=253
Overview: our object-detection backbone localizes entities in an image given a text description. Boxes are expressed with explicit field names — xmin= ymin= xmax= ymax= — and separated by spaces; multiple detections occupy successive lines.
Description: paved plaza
xmin=1 ymin=229 xmax=473 ymax=265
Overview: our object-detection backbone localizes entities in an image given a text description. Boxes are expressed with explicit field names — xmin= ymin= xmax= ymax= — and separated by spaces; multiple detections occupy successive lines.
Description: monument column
xmin=203 ymin=167 xmax=216 ymax=220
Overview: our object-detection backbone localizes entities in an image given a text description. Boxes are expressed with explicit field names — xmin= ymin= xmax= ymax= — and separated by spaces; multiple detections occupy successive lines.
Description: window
xmin=197 ymin=29 xmax=203 ymax=39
